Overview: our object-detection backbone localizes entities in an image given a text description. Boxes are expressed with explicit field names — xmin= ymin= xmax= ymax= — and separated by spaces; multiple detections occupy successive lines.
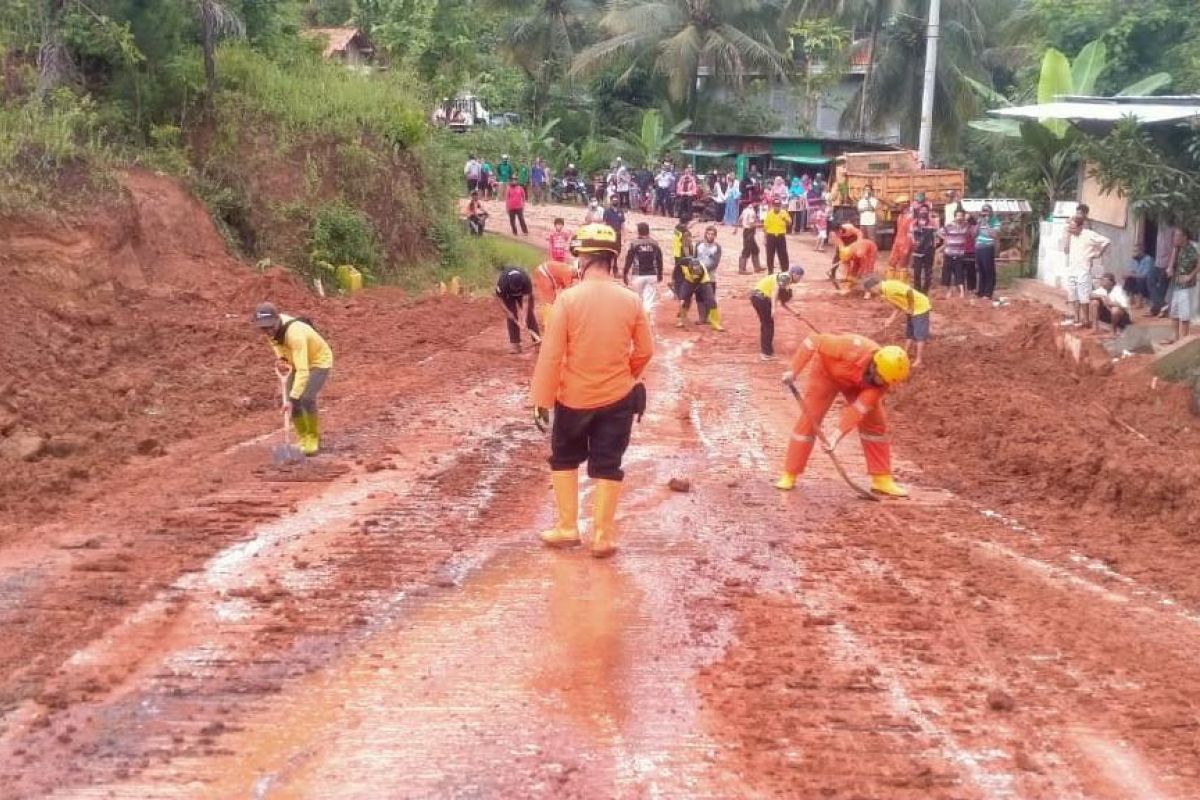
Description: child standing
xmin=812 ymin=204 xmax=829 ymax=253
xmin=547 ymin=217 xmax=571 ymax=262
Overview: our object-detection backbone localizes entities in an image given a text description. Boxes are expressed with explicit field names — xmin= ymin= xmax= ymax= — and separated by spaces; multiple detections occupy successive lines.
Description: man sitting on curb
xmin=1090 ymin=272 xmax=1132 ymax=335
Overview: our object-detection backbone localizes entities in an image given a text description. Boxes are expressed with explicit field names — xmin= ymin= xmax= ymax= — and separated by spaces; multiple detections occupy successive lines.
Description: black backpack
xmin=273 ymin=316 xmax=319 ymax=344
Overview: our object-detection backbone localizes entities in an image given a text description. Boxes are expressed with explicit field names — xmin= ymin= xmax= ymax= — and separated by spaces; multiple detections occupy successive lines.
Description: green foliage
xmin=213 ymin=46 xmax=427 ymax=146
xmin=615 ymin=109 xmax=689 ymax=166
xmin=1081 ymin=120 xmax=1200 ymax=228
xmin=0 ymin=89 xmax=108 ymax=208
xmin=309 ymin=201 xmax=382 ymax=272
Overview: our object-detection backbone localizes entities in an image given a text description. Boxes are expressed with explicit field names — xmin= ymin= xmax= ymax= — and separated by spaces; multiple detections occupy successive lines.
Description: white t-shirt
xmin=1065 ymin=229 xmax=1110 ymax=276
xmin=739 ymin=206 xmax=759 ymax=228
xmin=1094 ymin=284 xmax=1130 ymax=310
xmin=858 ymin=196 xmax=879 ymax=226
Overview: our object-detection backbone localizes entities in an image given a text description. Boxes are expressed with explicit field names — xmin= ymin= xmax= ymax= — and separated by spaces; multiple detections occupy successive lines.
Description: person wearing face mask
xmin=909 ymin=204 xmax=938 ymax=295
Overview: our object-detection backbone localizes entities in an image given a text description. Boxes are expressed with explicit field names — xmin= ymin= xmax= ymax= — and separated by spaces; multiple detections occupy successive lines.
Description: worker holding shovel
xmin=775 ymin=333 xmax=911 ymax=497
xmin=494 ymin=266 xmax=541 ymax=354
xmin=531 ymin=223 xmax=654 ymax=558
xmin=862 ymin=275 xmax=932 ymax=369
xmin=531 ymin=260 xmax=578 ymax=331
xmin=254 ymin=303 xmax=333 ymax=457
xmin=749 ymin=269 xmax=796 ymax=360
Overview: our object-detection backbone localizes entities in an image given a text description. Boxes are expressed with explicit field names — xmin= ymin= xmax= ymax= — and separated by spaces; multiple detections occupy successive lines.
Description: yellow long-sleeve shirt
xmin=269 ymin=314 xmax=334 ymax=399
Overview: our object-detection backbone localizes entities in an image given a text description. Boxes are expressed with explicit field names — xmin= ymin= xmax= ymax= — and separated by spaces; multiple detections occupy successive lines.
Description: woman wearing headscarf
xmin=723 ymin=173 xmax=741 ymax=227
xmin=771 ymin=176 xmax=789 ymax=206
xmin=788 ymin=176 xmax=807 ymax=234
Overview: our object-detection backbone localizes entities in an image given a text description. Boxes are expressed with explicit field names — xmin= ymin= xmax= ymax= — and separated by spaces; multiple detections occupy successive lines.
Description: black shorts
xmin=550 ymin=389 xmax=639 ymax=481
xmin=1097 ymin=303 xmax=1131 ymax=330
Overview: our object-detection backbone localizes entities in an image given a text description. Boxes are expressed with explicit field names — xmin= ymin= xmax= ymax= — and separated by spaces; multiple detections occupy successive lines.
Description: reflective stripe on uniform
xmin=791 ymin=433 xmax=815 ymax=443
xmin=853 ymin=399 xmax=872 ymax=414
xmin=859 ymin=432 xmax=890 ymax=443
xmin=803 ymin=338 xmax=817 ymax=350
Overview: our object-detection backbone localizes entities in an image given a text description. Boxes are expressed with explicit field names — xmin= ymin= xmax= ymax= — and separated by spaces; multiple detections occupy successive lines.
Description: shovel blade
xmin=272 ymin=442 xmax=304 ymax=465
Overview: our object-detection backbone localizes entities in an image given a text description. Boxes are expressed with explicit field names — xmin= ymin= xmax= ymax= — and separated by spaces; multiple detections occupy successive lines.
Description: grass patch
xmin=214 ymin=46 xmax=427 ymax=149
xmin=398 ymin=231 xmax=544 ymax=294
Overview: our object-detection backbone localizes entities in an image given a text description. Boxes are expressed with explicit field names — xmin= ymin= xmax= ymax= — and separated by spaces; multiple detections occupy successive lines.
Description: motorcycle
xmin=551 ymin=178 xmax=589 ymax=205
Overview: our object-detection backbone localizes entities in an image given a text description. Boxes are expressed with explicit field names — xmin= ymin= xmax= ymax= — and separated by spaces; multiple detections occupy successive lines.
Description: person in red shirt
xmin=506 ymin=177 xmax=528 ymax=235
xmin=547 ymin=217 xmax=571 ymax=262
xmin=775 ymin=333 xmax=911 ymax=496
xmin=834 ymin=223 xmax=879 ymax=294
xmin=531 ymin=223 xmax=654 ymax=558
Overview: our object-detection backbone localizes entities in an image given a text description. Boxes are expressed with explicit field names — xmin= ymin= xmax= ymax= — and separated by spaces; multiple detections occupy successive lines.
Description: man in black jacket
xmin=623 ymin=222 xmax=664 ymax=320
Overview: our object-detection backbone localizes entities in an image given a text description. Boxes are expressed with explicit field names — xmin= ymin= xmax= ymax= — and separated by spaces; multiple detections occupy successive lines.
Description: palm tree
xmin=197 ymin=0 xmax=244 ymax=101
xmin=487 ymin=0 xmax=599 ymax=124
xmin=613 ymin=108 xmax=691 ymax=165
xmin=833 ymin=0 xmax=1012 ymax=151
xmin=571 ymin=0 xmax=790 ymax=112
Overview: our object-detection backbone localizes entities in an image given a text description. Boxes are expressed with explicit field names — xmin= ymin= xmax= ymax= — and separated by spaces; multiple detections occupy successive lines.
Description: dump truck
xmin=832 ymin=150 xmax=966 ymax=210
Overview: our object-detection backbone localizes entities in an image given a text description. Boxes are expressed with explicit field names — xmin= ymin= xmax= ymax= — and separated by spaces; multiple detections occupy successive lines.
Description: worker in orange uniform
xmin=775 ymin=333 xmax=911 ymax=496
xmin=254 ymin=302 xmax=334 ymax=456
xmin=834 ymin=223 xmax=879 ymax=295
xmin=531 ymin=260 xmax=578 ymax=329
xmin=531 ymin=224 xmax=654 ymax=558
xmin=887 ymin=198 xmax=914 ymax=282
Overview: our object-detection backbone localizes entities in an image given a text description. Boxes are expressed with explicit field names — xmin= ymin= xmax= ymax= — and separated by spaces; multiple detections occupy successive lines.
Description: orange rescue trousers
xmin=783 ymin=364 xmax=893 ymax=477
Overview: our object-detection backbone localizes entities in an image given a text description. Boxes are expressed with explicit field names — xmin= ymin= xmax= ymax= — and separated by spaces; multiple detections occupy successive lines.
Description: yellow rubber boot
xmin=540 ymin=470 xmax=581 ymax=547
xmin=774 ymin=472 xmax=797 ymax=491
xmin=707 ymin=307 xmax=724 ymax=331
xmin=590 ymin=479 xmax=622 ymax=559
xmin=870 ymin=474 xmax=909 ymax=497
xmin=291 ymin=413 xmax=309 ymax=453
xmin=305 ymin=413 xmax=321 ymax=456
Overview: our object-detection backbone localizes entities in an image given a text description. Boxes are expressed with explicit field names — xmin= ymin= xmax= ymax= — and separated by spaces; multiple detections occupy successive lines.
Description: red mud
xmin=4 ymin=195 xmax=1200 ymax=799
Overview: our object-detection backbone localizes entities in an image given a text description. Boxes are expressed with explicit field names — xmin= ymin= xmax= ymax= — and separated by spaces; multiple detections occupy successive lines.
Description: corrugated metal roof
xmin=960 ymin=198 xmax=1033 ymax=214
xmin=990 ymin=101 xmax=1200 ymax=125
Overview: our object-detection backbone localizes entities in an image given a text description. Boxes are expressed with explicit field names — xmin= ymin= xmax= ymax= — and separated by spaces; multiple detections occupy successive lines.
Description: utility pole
xmin=916 ymin=0 xmax=941 ymax=165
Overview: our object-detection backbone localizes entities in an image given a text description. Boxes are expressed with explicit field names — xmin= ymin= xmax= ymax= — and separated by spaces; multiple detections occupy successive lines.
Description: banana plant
xmin=614 ymin=109 xmax=691 ymax=167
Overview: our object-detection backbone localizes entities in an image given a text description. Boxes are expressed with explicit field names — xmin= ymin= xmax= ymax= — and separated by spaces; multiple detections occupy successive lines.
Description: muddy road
xmin=1 ymin=199 xmax=1199 ymax=799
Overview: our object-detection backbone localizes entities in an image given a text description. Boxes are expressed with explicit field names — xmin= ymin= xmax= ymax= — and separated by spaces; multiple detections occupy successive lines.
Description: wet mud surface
xmin=1 ymin=196 xmax=1199 ymax=798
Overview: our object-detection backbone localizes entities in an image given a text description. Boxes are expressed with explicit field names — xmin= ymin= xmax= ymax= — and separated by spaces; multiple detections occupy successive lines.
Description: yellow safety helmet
xmin=570 ymin=223 xmax=620 ymax=256
xmin=872 ymin=345 xmax=911 ymax=386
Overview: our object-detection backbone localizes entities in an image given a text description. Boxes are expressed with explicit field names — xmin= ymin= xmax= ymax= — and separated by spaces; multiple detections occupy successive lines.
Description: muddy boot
xmin=674 ymin=309 xmax=686 ymax=328
xmin=870 ymin=474 xmax=909 ymax=497
xmin=590 ymin=479 xmax=622 ymax=559
xmin=540 ymin=470 xmax=581 ymax=548
xmin=304 ymin=413 xmax=321 ymax=456
xmin=291 ymin=413 xmax=308 ymax=452
xmin=707 ymin=307 xmax=724 ymax=331
xmin=774 ymin=472 xmax=797 ymax=491
xmin=509 ymin=341 xmax=522 ymax=354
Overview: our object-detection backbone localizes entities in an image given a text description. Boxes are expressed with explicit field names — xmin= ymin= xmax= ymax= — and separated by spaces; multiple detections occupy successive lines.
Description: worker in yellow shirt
xmin=862 ymin=276 xmax=931 ymax=368
xmin=676 ymin=256 xmax=723 ymax=330
xmin=254 ymin=303 xmax=334 ymax=456
xmin=749 ymin=270 xmax=795 ymax=360
xmin=763 ymin=197 xmax=792 ymax=274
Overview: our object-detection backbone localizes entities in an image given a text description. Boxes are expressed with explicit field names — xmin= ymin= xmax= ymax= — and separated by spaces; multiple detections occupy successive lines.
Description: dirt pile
xmin=0 ymin=169 xmax=480 ymax=528
xmin=890 ymin=300 xmax=1200 ymax=534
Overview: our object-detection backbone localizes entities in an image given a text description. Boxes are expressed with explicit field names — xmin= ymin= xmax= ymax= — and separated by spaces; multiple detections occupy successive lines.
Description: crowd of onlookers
xmin=464 ymin=153 xmax=1199 ymax=345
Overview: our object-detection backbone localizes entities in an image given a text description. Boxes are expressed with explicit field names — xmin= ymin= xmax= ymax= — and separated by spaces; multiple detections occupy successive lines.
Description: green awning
xmin=681 ymin=149 xmax=736 ymax=158
xmin=773 ymin=155 xmax=833 ymax=165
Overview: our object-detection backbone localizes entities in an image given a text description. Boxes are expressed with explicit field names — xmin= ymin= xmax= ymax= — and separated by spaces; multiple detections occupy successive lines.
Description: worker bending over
xmin=676 ymin=256 xmax=723 ymax=330
xmin=776 ymin=333 xmax=911 ymax=496
xmin=254 ymin=303 xmax=333 ymax=456
xmin=495 ymin=266 xmax=541 ymax=354
xmin=862 ymin=275 xmax=932 ymax=369
xmin=835 ymin=223 xmax=879 ymax=295
xmin=532 ymin=260 xmax=577 ymax=330
xmin=531 ymin=224 xmax=654 ymax=558
xmin=749 ymin=270 xmax=795 ymax=360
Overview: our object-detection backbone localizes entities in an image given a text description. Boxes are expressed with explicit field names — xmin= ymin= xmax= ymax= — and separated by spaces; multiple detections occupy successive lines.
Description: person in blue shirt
xmin=1123 ymin=242 xmax=1155 ymax=308
xmin=530 ymin=157 xmax=548 ymax=205
xmin=974 ymin=204 xmax=1002 ymax=300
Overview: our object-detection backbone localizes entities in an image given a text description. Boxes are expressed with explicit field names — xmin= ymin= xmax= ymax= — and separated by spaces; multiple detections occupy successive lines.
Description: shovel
xmin=272 ymin=367 xmax=304 ymax=465
xmin=784 ymin=379 xmax=878 ymax=502
xmin=779 ymin=304 xmax=822 ymax=335
xmin=503 ymin=306 xmax=542 ymax=344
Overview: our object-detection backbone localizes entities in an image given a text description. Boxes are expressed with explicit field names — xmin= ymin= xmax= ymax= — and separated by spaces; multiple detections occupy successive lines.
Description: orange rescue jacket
xmin=789 ymin=333 xmax=886 ymax=434
xmin=532 ymin=261 xmax=577 ymax=306
xmin=531 ymin=272 xmax=654 ymax=410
